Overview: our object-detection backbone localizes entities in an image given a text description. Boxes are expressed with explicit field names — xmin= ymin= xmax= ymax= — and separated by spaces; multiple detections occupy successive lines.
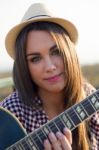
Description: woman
xmin=0 ymin=3 xmax=99 ymax=150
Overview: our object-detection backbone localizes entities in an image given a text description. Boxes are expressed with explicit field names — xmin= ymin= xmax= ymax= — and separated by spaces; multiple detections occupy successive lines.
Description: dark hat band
xmin=28 ymin=15 xmax=51 ymax=20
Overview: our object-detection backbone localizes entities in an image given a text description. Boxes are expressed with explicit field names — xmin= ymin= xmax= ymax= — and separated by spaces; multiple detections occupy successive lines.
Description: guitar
xmin=0 ymin=89 xmax=99 ymax=150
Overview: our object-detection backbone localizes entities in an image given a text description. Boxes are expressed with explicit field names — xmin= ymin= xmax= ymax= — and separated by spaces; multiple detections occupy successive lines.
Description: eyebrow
xmin=26 ymin=44 xmax=57 ymax=57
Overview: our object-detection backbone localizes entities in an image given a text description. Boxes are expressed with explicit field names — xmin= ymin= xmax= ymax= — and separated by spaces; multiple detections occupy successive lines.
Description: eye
xmin=51 ymin=49 xmax=60 ymax=56
xmin=29 ymin=56 xmax=41 ymax=63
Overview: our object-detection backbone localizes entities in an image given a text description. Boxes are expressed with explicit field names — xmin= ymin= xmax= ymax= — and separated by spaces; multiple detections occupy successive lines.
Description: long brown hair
xmin=13 ymin=22 xmax=89 ymax=150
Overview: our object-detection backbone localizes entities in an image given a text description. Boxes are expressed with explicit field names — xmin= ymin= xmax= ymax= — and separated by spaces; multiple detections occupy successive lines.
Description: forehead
xmin=26 ymin=30 xmax=56 ymax=53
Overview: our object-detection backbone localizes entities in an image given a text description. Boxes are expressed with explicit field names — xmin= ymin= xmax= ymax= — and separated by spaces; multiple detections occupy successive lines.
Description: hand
xmin=44 ymin=128 xmax=72 ymax=150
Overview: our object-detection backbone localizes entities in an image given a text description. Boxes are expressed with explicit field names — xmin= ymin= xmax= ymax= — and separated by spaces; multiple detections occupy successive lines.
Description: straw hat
xmin=5 ymin=3 xmax=78 ymax=59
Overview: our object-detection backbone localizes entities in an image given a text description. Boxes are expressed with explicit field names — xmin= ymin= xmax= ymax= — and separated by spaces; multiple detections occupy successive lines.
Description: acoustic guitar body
xmin=0 ymin=107 xmax=26 ymax=150
xmin=0 ymin=89 xmax=99 ymax=149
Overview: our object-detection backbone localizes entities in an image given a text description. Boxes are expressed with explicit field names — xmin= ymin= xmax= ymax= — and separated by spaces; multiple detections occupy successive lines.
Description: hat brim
xmin=5 ymin=17 xmax=78 ymax=59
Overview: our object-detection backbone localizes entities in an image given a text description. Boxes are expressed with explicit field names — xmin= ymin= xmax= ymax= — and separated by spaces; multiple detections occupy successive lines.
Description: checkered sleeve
xmin=89 ymin=112 xmax=99 ymax=150
xmin=0 ymin=91 xmax=26 ymax=129
xmin=0 ymin=91 xmax=48 ymax=133
xmin=83 ymin=82 xmax=99 ymax=150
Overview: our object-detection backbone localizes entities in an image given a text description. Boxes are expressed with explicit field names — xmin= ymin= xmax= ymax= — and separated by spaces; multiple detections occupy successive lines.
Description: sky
xmin=0 ymin=0 xmax=99 ymax=72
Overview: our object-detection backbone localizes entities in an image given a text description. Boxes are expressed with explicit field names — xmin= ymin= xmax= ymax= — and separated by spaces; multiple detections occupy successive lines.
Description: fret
xmin=36 ymin=132 xmax=44 ymax=143
xmin=12 ymin=148 xmax=17 ymax=150
xmin=96 ymin=89 xmax=99 ymax=97
xmin=18 ymin=143 xmax=25 ymax=150
xmin=10 ymin=144 xmax=23 ymax=150
xmin=43 ymin=125 xmax=50 ymax=135
xmin=54 ymin=116 xmax=65 ymax=131
xmin=9 ymin=139 xmax=28 ymax=150
xmin=61 ymin=113 xmax=75 ymax=130
xmin=15 ymin=144 xmax=24 ymax=150
xmin=31 ymin=146 xmax=38 ymax=150
xmin=66 ymin=107 xmax=82 ymax=127
xmin=7 ymin=142 xmax=25 ymax=150
xmin=27 ymin=136 xmax=34 ymax=147
xmin=6 ymin=146 xmax=18 ymax=150
xmin=74 ymin=104 xmax=88 ymax=121
xmin=81 ymin=97 xmax=96 ymax=116
xmin=6 ymin=89 xmax=99 ymax=150
xmin=20 ymin=139 xmax=33 ymax=150
xmin=93 ymin=100 xmax=99 ymax=110
xmin=74 ymin=106 xmax=87 ymax=120
xmin=10 ymin=148 xmax=17 ymax=150
xmin=31 ymin=132 xmax=43 ymax=150
xmin=90 ymin=94 xmax=99 ymax=110
xmin=21 ymin=134 xmax=38 ymax=150
xmin=48 ymin=121 xmax=59 ymax=133
xmin=36 ymin=128 xmax=47 ymax=143
xmin=32 ymin=128 xmax=48 ymax=150
xmin=26 ymin=136 xmax=38 ymax=150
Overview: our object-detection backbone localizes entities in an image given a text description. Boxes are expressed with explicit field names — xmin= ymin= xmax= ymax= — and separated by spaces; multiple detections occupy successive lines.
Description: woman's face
xmin=26 ymin=30 xmax=66 ymax=93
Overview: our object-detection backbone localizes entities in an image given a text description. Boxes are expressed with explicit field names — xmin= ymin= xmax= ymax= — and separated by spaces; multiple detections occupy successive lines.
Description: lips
xmin=45 ymin=73 xmax=62 ymax=82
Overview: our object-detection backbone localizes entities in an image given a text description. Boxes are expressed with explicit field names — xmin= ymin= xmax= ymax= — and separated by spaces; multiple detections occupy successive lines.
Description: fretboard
xmin=6 ymin=89 xmax=99 ymax=150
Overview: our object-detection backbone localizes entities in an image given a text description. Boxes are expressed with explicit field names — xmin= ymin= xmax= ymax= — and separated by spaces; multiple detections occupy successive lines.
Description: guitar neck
xmin=6 ymin=89 xmax=99 ymax=150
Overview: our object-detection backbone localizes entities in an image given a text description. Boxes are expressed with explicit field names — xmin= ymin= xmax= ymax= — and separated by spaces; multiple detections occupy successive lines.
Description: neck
xmin=38 ymin=90 xmax=65 ymax=119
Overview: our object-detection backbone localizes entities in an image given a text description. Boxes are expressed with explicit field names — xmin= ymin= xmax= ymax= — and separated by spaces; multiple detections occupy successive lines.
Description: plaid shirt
xmin=0 ymin=84 xmax=99 ymax=150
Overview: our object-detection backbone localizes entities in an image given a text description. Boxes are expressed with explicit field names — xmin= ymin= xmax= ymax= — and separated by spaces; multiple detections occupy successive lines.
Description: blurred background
xmin=0 ymin=0 xmax=99 ymax=101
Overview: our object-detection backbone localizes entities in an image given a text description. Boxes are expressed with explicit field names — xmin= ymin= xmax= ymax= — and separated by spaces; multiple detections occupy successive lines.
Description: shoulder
xmin=84 ymin=83 xmax=99 ymax=147
xmin=83 ymin=82 xmax=96 ymax=96
xmin=90 ymin=112 xmax=99 ymax=126
xmin=0 ymin=91 xmax=41 ymax=133
xmin=89 ymin=112 xmax=99 ymax=149
xmin=0 ymin=91 xmax=34 ymax=117
xmin=0 ymin=91 xmax=22 ymax=110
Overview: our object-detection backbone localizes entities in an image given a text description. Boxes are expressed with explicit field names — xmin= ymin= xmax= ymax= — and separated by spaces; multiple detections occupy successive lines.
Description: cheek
xmin=28 ymin=63 xmax=42 ymax=80
xmin=55 ymin=57 xmax=64 ymax=70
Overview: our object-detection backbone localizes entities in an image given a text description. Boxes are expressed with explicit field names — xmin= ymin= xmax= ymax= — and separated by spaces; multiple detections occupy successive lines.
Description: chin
xmin=48 ymin=86 xmax=65 ymax=93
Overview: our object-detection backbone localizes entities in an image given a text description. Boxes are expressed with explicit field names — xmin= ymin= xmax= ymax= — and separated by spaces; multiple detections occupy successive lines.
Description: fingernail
xmin=44 ymin=139 xmax=49 ymax=144
xmin=49 ymin=132 xmax=54 ymax=138
xmin=56 ymin=132 xmax=62 ymax=138
xmin=63 ymin=127 xmax=68 ymax=132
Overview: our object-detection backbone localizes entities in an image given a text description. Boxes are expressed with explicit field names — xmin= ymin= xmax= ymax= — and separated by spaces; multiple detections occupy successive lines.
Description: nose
xmin=44 ymin=57 xmax=56 ymax=72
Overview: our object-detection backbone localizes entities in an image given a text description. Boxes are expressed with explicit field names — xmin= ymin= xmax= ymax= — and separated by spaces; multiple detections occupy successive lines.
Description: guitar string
xmin=9 ymin=90 xmax=99 ymax=149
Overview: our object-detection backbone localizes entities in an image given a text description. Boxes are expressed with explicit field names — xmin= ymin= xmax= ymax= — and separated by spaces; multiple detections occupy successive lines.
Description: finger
xmin=44 ymin=139 xmax=52 ymax=150
xmin=63 ymin=128 xmax=72 ymax=145
xmin=48 ymin=132 xmax=62 ymax=150
xmin=56 ymin=132 xmax=72 ymax=150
